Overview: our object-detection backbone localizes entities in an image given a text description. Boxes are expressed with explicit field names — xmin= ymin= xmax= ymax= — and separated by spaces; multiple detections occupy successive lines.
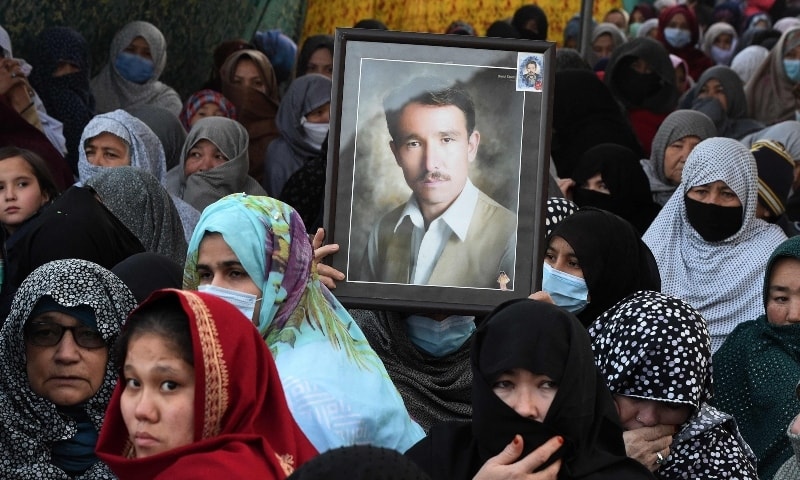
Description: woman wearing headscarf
xmin=569 ymin=144 xmax=661 ymax=234
xmin=90 ymin=21 xmax=181 ymax=116
xmin=0 ymin=259 xmax=137 ymax=478
xmin=640 ymin=109 xmax=717 ymax=206
xmin=604 ymin=38 xmax=678 ymax=158
xmin=752 ymin=139 xmax=800 ymax=237
xmin=85 ymin=167 xmax=187 ymax=265
xmin=591 ymin=290 xmax=758 ymax=479
xmin=636 ymin=19 xmax=660 ymax=40
xmin=590 ymin=23 xmax=628 ymax=69
xmin=263 ymin=73 xmax=330 ymax=197
xmin=404 ymin=299 xmax=654 ymax=480
xmin=511 ymin=5 xmax=549 ymax=41
xmin=747 ymin=26 xmax=800 ymax=125
xmin=96 ymin=289 xmax=318 ymax=478
xmin=183 ymin=194 xmax=424 ymax=452
xmin=680 ymin=66 xmax=764 ymax=139
xmin=179 ymin=89 xmax=237 ymax=131
xmin=220 ymin=49 xmax=280 ymax=182
xmin=713 ymin=236 xmax=800 ymax=479
xmin=702 ymin=22 xmax=739 ymax=66
xmin=552 ymin=69 xmax=643 ymax=178
xmin=77 ymin=109 xmax=200 ymax=241
xmin=643 ymin=137 xmax=787 ymax=352
xmin=27 ymin=26 xmax=95 ymax=175
xmin=111 ymin=252 xmax=183 ymax=304
xmin=166 ymin=116 xmax=266 ymax=212
xmin=537 ymin=208 xmax=661 ymax=328
xmin=657 ymin=5 xmax=714 ymax=80
xmin=296 ymin=35 xmax=334 ymax=78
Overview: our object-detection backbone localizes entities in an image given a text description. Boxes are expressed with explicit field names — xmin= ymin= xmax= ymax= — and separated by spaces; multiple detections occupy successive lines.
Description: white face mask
xmin=197 ymin=284 xmax=261 ymax=322
xmin=300 ymin=116 xmax=329 ymax=150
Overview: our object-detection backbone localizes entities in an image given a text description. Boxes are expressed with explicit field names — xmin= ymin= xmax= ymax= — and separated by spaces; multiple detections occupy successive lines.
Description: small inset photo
xmin=516 ymin=53 xmax=544 ymax=92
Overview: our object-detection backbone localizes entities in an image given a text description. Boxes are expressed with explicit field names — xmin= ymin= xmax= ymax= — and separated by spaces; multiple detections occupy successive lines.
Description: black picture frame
xmin=323 ymin=28 xmax=555 ymax=315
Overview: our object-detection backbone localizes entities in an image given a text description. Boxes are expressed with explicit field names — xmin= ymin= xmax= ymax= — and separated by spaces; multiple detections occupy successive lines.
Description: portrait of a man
xmin=358 ymin=76 xmax=517 ymax=288
xmin=518 ymin=54 xmax=543 ymax=91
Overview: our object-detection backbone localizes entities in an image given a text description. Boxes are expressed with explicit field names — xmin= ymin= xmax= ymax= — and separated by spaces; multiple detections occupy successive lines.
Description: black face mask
xmin=572 ymin=188 xmax=616 ymax=212
xmin=684 ymin=194 xmax=744 ymax=242
xmin=615 ymin=70 xmax=661 ymax=105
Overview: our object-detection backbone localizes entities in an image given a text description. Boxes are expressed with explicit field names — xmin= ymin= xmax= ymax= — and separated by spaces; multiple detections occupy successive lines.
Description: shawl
xmin=288 ymin=445 xmax=430 ymax=480
xmin=605 ymin=37 xmax=678 ymax=114
xmin=220 ymin=49 xmax=281 ymax=182
xmin=0 ymin=259 xmax=137 ymax=479
xmin=405 ymin=299 xmax=652 ymax=480
xmin=590 ymin=290 xmax=758 ymax=479
xmin=263 ymin=73 xmax=331 ymax=197
xmin=643 ymin=137 xmax=787 ymax=353
xmin=639 ymin=109 xmax=717 ymax=206
xmin=746 ymin=26 xmax=800 ymax=126
xmin=183 ymin=194 xmax=425 ymax=452
xmin=656 ymin=6 xmax=715 ymax=80
xmin=85 ymin=167 xmax=187 ymax=265
xmin=349 ymin=309 xmax=472 ymax=432
xmin=178 ymin=89 xmax=237 ymax=131
xmin=76 ymin=109 xmax=200 ymax=240
xmin=547 ymin=208 xmax=661 ymax=328
xmin=701 ymin=22 xmax=739 ymax=65
xmin=125 ymin=104 xmax=187 ymax=172
xmin=296 ymin=35 xmax=334 ymax=78
xmin=0 ymin=186 xmax=144 ymax=319
xmin=552 ymin=69 xmax=643 ymax=178
xmin=713 ymin=235 xmax=800 ymax=479
xmin=681 ymin=66 xmax=764 ymax=139
xmin=545 ymin=197 xmax=578 ymax=238
xmin=166 ymin=116 xmax=266 ymax=212
xmin=96 ymin=289 xmax=318 ymax=479
xmin=27 ymin=26 xmax=95 ymax=175
xmin=731 ymin=45 xmax=770 ymax=87
xmin=111 ymin=252 xmax=182 ymax=304
xmin=571 ymin=143 xmax=661 ymax=235
xmin=90 ymin=21 xmax=182 ymax=116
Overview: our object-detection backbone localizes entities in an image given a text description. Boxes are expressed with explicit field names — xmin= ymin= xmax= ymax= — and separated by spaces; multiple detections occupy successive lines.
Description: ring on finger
xmin=655 ymin=451 xmax=666 ymax=465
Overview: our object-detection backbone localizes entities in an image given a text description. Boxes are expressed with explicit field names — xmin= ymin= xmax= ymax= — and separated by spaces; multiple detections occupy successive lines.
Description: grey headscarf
xmin=640 ymin=109 xmax=717 ymax=205
xmin=701 ymin=22 xmax=738 ymax=64
xmin=263 ymin=73 xmax=331 ymax=196
xmin=167 ymin=116 xmax=266 ymax=211
xmin=740 ymin=120 xmax=800 ymax=162
xmin=0 ymin=259 xmax=136 ymax=479
xmin=731 ymin=45 xmax=769 ymax=87
xmin=90 ymin=21 xmax=182 ymax=115
xmin=682 ymin=66 xmax=764 ymax=140
xmin=589 ymin=22 xmax=627 ymax=66
xmin=125 ymin=104 xmax=187 ymax=171
xmin=86 ymin=167 xmax=187 ymax=265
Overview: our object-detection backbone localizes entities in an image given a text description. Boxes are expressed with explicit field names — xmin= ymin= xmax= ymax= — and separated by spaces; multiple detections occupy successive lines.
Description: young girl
xmin=179 ymin=89 xmax=237 ymax=131
xmin=0 ymin=146 xmax=58 ymax=236
xmin=96 ymin=289 xmax=317 ymax=478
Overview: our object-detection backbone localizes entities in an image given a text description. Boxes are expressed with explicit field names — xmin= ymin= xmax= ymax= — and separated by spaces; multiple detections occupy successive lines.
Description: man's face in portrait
xmin=526 ymin=62 xmax=538 ymax=76
xmin=390 ymin=102 xmax=480 ymax=218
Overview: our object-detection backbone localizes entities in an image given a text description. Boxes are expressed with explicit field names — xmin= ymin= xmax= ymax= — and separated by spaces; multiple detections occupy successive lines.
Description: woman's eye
xmin=493 ymin=380 xmax=513 ymax=390
xmin=125 ymin=378 xmax=141 ymax=388
xmin=161 ymin=381 xmax=178 ymax=392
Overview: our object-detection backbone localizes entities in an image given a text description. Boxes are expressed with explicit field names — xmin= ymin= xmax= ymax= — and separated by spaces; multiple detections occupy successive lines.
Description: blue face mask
xmin=114 ymin=51 xmax=155 ymax=84
xmin=405 ymin=314 xmax=476 ymax=357
xmin=197 ymin=284 xmax=261 ymax=322
xmin=784 ymin=59 xmax=800 ymax=83
xmin=664 ymin=28 xmax=692 ymax=48
xmin=541 ymin=262 xmax=589 ymax=314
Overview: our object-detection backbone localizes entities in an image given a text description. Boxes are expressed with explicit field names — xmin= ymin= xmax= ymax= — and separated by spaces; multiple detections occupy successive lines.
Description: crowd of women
xmin=3 ymin=0 xmax=800 ymax=478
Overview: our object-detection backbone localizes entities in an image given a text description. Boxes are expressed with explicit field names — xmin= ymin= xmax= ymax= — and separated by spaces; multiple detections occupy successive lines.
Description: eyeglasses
xmin=24 ymin=322 xmax=106 ymax=349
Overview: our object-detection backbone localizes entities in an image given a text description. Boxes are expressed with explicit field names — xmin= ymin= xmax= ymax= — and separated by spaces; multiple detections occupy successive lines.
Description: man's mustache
xmin=417 ymin=171 xmax=451 ymax=182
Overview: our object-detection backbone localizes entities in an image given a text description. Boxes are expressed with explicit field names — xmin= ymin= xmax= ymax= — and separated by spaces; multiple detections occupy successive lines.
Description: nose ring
xmin=636 ymin=415 xmax=642 ymax=422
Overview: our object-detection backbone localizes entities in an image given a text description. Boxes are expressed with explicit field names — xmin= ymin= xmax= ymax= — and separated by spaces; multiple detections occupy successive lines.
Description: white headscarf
xmin=643 ymin=137 xmax=787 ymax=352
xmin=731 ymin=45 xmax=769 ymax=87
xmin=90 ymin=21 xmax=182 ymax=115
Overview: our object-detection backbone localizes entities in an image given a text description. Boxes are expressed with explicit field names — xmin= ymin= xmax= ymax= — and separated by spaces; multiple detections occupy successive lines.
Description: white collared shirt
xmin=394 ymin=179 xmax=479 ymax=284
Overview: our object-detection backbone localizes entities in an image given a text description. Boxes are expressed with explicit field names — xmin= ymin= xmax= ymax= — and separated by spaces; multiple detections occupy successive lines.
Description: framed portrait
xmin=323 ymin=28 xmax=555 ymax=314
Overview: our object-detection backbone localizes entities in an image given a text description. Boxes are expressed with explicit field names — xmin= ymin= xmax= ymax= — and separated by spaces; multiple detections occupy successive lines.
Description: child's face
xmin=0 ymin=156 xmax=49 ymax=234
xmin=188 ymin=103 xmax=224 ymax=128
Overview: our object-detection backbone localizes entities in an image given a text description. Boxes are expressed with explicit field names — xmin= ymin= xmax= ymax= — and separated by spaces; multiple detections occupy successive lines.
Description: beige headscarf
xmin=746 ymin=27 xmax=800 ymax=126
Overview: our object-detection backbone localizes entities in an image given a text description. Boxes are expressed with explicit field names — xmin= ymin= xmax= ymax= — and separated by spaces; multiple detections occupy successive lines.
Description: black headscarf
xmin=512 ymin=5 xmax=549 ymax=40
xmin=552 ymin=70 xmax=643 ymax=178
xmin=547 ymin=208 xmax=661 ymax=327
xmin=296 ymin=35 xmax=334 ymax=78
xmin=604 ymin=37 xmax=678 ymax=113
xmin=571 ymin=144 xmax=661 ymax=235
xmin=405 ymin=299 xmax=653 ymax=480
